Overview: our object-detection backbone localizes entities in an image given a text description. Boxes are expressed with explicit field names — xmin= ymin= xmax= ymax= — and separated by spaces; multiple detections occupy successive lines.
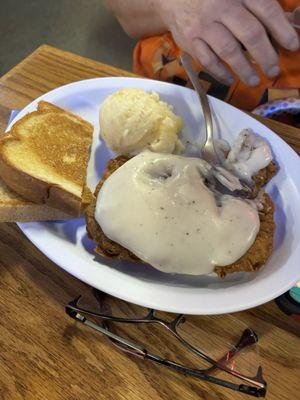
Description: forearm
xmin=105 ymin=0 xmax=166 ymax=38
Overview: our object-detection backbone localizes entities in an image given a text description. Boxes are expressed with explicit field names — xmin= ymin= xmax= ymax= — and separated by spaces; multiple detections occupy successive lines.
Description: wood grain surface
xmin=0 ymin=45 xmax=299 ymax=400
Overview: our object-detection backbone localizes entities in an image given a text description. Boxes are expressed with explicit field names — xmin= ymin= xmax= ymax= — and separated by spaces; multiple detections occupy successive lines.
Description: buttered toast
xmin=0 ymin=101 xmax=93 ymax=217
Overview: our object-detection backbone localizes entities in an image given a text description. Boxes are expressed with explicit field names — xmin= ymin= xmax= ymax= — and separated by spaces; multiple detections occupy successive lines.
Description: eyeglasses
xmin=66 ymin=289 xmax=266 ymax=397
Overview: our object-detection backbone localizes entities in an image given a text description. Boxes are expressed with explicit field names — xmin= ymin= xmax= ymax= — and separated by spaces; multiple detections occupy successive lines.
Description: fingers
xmin=244 ymin=0 xmax=299 ymax=51
xmin=192 ymin=38 xmax=233 ymax=85
xmin=203 ymin=22 xmax=260 ymax=86
xmin=171 ymin=0 xmax=298 ymax=86
xmin=221 ymin=5 xmax=279 ymax=78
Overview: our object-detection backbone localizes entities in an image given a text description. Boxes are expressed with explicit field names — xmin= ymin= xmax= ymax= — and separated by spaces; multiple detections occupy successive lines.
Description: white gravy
xmin=225 ymin=129 xmax=272 ymax=182
xmin=95 ymin=152 xmax=260 ymax=275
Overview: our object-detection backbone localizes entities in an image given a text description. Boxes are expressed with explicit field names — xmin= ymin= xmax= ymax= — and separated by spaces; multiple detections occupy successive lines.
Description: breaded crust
xmin=251 ymin=161 xmax=277 ymax=198
xmin=86 ymin=157 xmax=276 ymax=277
xmin=214 ymin=193 xmax=274 ymax=277
xmin=85 ymin=157 xmax=140 ymax=261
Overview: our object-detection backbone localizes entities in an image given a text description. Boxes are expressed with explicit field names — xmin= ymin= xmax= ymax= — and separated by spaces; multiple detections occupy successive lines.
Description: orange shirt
xmin=133 ymin=0 xmax=300 ymax=111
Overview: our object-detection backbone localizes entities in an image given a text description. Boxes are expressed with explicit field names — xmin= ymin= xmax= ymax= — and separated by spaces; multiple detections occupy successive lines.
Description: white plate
xmin=8 ymin=77 xmax=300 ymax=315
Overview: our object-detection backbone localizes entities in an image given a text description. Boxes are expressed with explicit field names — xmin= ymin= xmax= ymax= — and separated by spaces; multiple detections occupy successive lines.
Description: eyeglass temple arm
xmin=148 ymin=353 xmax=266 ymax=398
xmin=67 ymin=296 xmax=156 ymax=324
xmin=88 ymin=290 xmax=265 ymax=387
xmin=202 ymin=328 xmax=258 ymax=374
xmin=66 ymin=299 xmax=265 ymax=389
xmin=66 ymin=306 xmax=147 ymax=358
xmin=66 ymin=306 xmax=266 ymax=397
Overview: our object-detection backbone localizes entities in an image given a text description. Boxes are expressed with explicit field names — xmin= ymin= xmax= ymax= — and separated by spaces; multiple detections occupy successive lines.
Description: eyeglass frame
xmin=65 ymin=289 xmax=267 ymax=398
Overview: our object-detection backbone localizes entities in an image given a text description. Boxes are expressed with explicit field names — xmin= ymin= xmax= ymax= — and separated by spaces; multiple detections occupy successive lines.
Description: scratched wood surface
xmin=0 ymin=45 xmax=299 ymax=400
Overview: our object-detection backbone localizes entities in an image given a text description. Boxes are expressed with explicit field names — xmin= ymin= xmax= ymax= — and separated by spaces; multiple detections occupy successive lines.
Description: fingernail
xmin=220 ymin=70 xmax=234 ymax=85
xmin=248 ymin=75 xmax=260 ymax=87
xmin=287 ymin=37 xmax=299 ymax=51
xmin=267 ymin=65 xmax=280 ymax=78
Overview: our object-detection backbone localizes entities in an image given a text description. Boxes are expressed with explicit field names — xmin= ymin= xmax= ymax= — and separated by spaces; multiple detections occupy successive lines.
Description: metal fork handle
xmin=180 ymin=55 xmax=213 ymax=143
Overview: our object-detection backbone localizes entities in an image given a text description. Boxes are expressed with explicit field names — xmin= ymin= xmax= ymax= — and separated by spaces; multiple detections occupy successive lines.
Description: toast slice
xmin=85 ymin=157 xmax=276 ymax=278
xmin=0 ymin=101 xmax=94 ymax=217
xmin=0 ymin=177 xmax=71 ymax=222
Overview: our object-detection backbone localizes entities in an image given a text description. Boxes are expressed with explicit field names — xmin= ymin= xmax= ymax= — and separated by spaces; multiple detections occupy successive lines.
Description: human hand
xmin=157 ymin=0 xmax=299 ymax=86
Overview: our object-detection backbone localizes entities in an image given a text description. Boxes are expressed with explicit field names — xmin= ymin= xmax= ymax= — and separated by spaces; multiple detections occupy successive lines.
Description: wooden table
xmin=0 ymin=45 xmax=299 ymax=400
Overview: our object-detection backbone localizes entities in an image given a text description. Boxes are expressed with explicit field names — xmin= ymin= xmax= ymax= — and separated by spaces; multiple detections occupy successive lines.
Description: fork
xmin=180 ymin=53 xmax=252 ymax=197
